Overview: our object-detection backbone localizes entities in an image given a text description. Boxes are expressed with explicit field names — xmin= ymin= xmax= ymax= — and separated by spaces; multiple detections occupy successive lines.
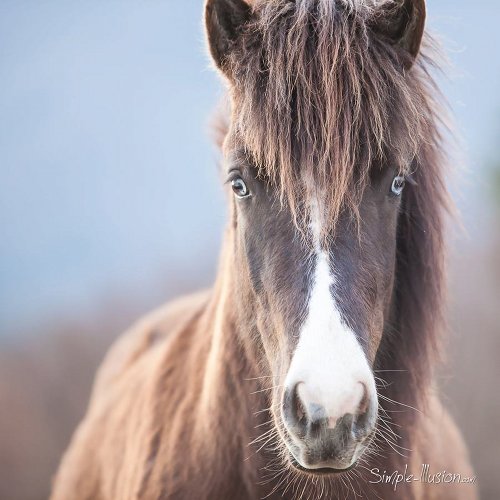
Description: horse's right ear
xmin=372 ymin=0 xmax=426 ymax=69
xmin=205 ymin=0 xmax=252 ymax=76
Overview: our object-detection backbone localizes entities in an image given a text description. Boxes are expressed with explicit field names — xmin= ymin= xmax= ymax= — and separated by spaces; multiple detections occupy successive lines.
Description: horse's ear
xmin=205 ymin=0 xmax=252 ymax=76
xmin=372 ymin=0 xmax=426 ymax=69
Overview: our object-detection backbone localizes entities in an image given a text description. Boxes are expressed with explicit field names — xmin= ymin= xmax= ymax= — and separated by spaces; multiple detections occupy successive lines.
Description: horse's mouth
xmin=288 ymin=454 xmax=358 ymax=476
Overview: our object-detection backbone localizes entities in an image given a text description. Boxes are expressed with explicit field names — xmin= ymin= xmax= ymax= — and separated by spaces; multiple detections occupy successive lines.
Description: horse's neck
xmin=189 ymin=256 xmax=268 ymax=498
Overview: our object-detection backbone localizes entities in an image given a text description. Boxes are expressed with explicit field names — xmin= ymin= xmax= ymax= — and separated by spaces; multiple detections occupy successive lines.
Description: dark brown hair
xmin=224 ymin=0 xmax=446 ymax=237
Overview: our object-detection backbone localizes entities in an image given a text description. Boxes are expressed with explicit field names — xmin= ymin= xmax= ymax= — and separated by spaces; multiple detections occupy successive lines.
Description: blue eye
xmin=391 ymin=176 xmax=406 ymax=196
xmin=231 ymin=176 xmax=250 ymax=198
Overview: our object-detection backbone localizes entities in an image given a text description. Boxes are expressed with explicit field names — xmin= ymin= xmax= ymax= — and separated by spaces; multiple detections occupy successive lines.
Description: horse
xmin=51 ymin=1 xmax=477 ymax=499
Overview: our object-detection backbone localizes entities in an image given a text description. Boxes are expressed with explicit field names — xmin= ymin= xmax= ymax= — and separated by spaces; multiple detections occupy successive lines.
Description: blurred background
xmin=0 ymin=1 xmax=499 ymax=499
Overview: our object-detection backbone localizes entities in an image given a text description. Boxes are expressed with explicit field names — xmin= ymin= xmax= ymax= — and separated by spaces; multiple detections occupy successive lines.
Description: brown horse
xmin=52 ymin=1 xmax=477 ymax=499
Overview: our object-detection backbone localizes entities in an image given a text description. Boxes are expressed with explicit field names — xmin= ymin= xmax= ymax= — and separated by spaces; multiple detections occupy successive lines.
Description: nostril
xmin=283 ymin=383 xmax=330 ymax=439
xmin=283 ymin=382 xmax=321 ymax=438
xmin=357 ymin=382 xmax=369 ymax=415
xmin=352 ymin=386 xmax=377 ymax=439
xmin=294 ymin=385 xmax=306 ymax=422
xmin=283 ymin=382 xmax=305 ymax=434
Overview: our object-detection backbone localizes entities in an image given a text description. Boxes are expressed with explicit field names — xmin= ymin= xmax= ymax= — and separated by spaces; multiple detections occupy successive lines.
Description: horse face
xmin=226 ymin=146 xmax=405 ymax=471
xmin=206 ymin=0 xmax=426 ymax=474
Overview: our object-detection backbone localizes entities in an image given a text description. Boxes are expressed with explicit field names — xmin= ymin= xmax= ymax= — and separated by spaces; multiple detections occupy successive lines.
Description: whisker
xmin=378 ymin=394 xmax=422 ymax=414
xmin=250 ymin=384 xmax=283 ymax=395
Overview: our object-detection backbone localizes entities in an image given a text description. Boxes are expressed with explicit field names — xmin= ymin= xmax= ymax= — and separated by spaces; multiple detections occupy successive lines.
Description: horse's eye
xmin=391 ymin=176 xmax=406 ymax=196
xmin=231 ymin=177 xmax=250 ymax=198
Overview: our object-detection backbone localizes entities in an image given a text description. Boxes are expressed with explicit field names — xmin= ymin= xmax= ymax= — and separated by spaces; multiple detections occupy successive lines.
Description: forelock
xmin=224 ymin=0 xmax=440 ymax=234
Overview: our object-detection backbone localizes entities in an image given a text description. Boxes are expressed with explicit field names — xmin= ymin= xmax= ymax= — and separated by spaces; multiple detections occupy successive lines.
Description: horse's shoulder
xmin=50 ymin=289 xmax=212 ymax=500
xmin=93 ymin=288 xmax=212 ymax=395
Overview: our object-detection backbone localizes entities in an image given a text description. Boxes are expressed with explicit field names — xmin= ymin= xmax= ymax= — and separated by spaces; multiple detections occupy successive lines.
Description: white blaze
xmin=285 ymin=197 xmax=376 ymax=427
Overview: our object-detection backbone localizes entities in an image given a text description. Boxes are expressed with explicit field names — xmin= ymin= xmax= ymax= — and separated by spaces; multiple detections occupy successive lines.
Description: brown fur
xmin=52 ymin=1 xmax=477 ymax=499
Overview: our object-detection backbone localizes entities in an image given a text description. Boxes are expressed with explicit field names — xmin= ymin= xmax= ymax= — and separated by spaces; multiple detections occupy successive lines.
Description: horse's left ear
xmin=205 ymin=0 xmax=253 ymax=77
xmin=372 ymin=0 xmax=426 ymax=69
